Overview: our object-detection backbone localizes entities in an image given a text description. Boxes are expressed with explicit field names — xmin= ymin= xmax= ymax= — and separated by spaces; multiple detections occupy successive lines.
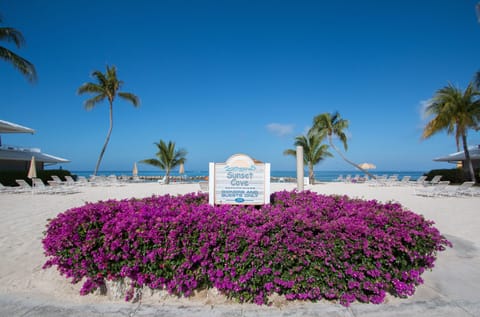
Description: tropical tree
xmin=140 ymin=140 xmax=187 ymax=184
xmin=423 ymin=82 xmax=480 ymax=183
xmin=78 ymin=65 xmax=140 ymax=176
xmin=283 ymin=128 xmax=332 ymax=184
xmin=0 ymin=17 xmax=37 ymax=82
xmin=312 ymin=111 xmax=376 ymax=178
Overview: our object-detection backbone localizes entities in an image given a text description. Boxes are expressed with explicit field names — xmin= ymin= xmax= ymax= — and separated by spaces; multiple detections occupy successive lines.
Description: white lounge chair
xmin=32 ymin=178 xmax=56 ymax=194
xmin=77 ymin=176 xmax=90 ymax=186
xmin=51 ymin=175 xmax=67 ymax=185
xmin=368 ymin=175 xmax=387 ymax=187
xmin=383 ymin=175 xmax=399 ymax=186
xmin=439 ymin=181 xmax=476 ymax=197
xmin=410 ymin=175 xmax=427 ymax=186
xmin=15 ymin=179 xmax=33 ymax=193
xmin=157 ymin=176 xmax=167 ymax=184
xmin=394 ymin=175 xmax=411 ymax=186
xmin=0 ymin=182 xmax=18 ymax=193
xmin=198 ymin=181 xmax=209 ymax=192
xmin=333 ymin=175 xmax=344 ymax=182
xmin=48 ymin=179 xmax=77 ymax=194
xmin=427 ymin=175 xmax=442 ymax=186
xmin=64 ymin=175 xmax=78 ymax=186
xmin=415 ymin=181 xmax=450 ymax=197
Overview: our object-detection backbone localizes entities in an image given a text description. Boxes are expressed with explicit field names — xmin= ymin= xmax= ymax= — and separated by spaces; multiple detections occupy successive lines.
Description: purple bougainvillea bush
xmin=42 ymin=190 xmax=451 ymax=306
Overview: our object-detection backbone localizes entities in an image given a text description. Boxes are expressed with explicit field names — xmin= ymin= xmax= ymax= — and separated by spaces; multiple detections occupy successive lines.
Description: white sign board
xmin=209 ymin=154 xmax=270 ymax=205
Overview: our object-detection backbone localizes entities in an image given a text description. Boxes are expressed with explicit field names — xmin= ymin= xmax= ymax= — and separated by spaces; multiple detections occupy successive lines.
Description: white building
xmin=433 ymin=145 xmax=480 ymax=171
xmin=0 ymin=120 xmax=69 ymax=171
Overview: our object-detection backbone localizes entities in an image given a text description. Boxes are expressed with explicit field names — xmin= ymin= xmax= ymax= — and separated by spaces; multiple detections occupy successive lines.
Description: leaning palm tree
xmin=77 ymin=65 xmax=140 ymax=175
xmin=423 ymin=82 xmax=480 ymax=183
xmin=0 ymin=17 xmax=37 ymax=82
xmin=312 ymin=111 xmax=376 ymax=178
xmin=140 ymin=140 xmax=187 ymax=184
xmin=283 ymin=128 xmax=332 ymax=184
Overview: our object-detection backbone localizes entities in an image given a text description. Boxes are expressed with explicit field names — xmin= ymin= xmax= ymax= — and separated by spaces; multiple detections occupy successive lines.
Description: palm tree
xmin=77 ymin=65 xmax=140 ymax=175
xmin=140 ymin=140 xmax=187 ymax=184
xmin=312 ymin=111 xmax=376 ymax=178
xmin=283 ymin=128 xmax=332 ymax=184
xmin=0 ymin=17 xmax=37 ymax=82
xmin=423 ymin=82 xmax=480 ymax=183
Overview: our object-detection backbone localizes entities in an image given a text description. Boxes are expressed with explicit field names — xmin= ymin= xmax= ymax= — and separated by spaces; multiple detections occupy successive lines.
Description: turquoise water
xmin=71 ymin=170 xmax=426 ymax=182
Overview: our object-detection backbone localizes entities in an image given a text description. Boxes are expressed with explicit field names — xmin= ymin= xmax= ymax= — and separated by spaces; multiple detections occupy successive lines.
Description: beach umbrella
xmin=359 ymin=162 xmax=376 ymax=170
xmin=132 ymin=162 xmax=138 ymax=177
xmin=179 ymin=163 xmax=185 ymax=174
xmin=28 ymin=156 xmax=37 ymax=179
xmin=27 ymin=156 xmax=37 ymax=192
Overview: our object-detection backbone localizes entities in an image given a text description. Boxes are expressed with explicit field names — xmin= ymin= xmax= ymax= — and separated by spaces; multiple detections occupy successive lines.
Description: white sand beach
xmin=0 ymin=181 xmax=479 ymax=316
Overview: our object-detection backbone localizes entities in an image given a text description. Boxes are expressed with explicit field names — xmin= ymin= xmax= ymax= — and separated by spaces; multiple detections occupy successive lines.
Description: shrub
xmin=42 ymin=191 xmax=451 ymax=306
xmin=424 ymin=168 xmax=479 ymax=184
xmin=0 ymin=169 xmax=73 ymax=186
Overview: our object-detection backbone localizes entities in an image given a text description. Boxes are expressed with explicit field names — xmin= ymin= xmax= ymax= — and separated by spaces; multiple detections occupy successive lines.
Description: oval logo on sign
xmin=235 ymin=198 xmax=245 ymax=203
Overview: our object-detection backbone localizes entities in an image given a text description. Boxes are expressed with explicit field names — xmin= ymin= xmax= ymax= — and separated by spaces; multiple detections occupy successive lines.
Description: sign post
xmin=209 ymin=154 xmax=270 ymax=205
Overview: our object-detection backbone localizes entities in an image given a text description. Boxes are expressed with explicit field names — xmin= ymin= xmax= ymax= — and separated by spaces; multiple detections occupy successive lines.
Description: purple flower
xmin=42 ymin=190 xmax=450 ymax=306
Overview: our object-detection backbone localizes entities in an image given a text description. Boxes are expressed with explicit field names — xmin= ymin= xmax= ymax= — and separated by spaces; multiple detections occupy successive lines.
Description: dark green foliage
xmin=424 ymin=168 xmax=479 ymax=184
xmin=0 ymin=169 xmax=73 ymax=186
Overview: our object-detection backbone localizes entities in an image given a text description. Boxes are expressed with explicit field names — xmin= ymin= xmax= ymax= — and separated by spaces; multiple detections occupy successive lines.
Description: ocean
xmin=71 ymin=170 xmax=427 ymax=182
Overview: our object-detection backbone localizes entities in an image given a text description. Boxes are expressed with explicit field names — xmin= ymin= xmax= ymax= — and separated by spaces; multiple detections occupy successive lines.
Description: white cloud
xmin=266 ymin=123 xmax=294 ymax=137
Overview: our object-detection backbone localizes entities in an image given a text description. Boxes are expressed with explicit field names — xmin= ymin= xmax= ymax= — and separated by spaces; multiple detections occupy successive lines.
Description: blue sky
xmin=1 ymin=0 xmax=480 ymax=173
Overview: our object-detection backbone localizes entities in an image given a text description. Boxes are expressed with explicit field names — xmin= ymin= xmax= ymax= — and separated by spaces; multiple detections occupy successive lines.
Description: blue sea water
xmin=71 ymin=170 xmax=426 ymax=182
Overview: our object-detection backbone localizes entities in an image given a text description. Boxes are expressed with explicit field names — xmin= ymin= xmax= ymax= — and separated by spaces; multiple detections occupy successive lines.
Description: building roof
xmin=0 ymin=120 xmax=35 ymax=134
xmin=433 ymin=145 xmax=480 ymax=162
xmin=0 ymin=147 xmax=69 ymax=164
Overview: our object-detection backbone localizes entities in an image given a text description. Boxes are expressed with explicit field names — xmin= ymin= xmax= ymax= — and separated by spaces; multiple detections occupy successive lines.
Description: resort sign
xmin=209 ymin=154 xmax=270 ymax=205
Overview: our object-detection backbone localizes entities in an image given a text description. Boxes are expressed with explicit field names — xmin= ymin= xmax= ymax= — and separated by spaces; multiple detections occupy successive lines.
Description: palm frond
xmin=0 ymin=47 xmax=37 ymax=82
xmin=283 ymin=149 xmax=297 ymax=157
xmin=84 ymin=94 xmax=106 ymax=110
xmin=139 ymin=158 xmax=165 ymax=170
xmin=423 ymin=81 xmax=480 ymax=141
xmin=0 ymin=27 xmax=25 ymax=48
xmin=91 ymin=70 xmax=108 ymax=87
xmin=77 ymin=82 xmax=105 ymax=95
xmin=118 ymin=92 xmax=140 ymax=107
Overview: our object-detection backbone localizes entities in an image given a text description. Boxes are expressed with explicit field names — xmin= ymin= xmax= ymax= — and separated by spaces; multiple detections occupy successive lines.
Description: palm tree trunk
xmin=165 ymin=169 xmax=171 ymax=184
xmin=462 ymin=134 xmax=477 ymax=183
xmin=328 ymin=136 xmax=376 ymax=179
xmin=308 ymin=163 xmax=315 ymax=185
xmin=93 ymin=102 xmax=113 ymax=176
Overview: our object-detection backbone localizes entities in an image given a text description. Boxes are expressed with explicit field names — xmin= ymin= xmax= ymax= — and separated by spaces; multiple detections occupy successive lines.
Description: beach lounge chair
xmin=383 ymin=175 xmax=399 ymax=186
xmin=439 ymin=181 xmax=476 ymax=197
xmin=32 ymin=178 xmax=56 ymax=194
xmin=414 ymin=181 xmax=450 ymax=197
xmin=47 ymin=179 xmax=77 ymax=194
xmin=51 ymin=175 xmax=67 ymax=185
xmin=107 ymin=175 xmax=125 ymax=186
xmin=368 ymin=175 xmax=387 ymax=187
xmin=427 ymin=175 xmax=442 ymax=186
xmin=0 ymin=182 xmax=18 ymax=193
xmin=77 ymin=176 xmax=90 ymax=186
xmin=157 ymin=176 xmax=167 ymax=184
xmin=410 ymin=175 xmax=427 ymax=186
xmin=15 ymin=179 xmax=33 ymax=193
xmin=394 ymin=175 xmax=411 ymax=186
xmin=199 ymin=181 xmax=209 ymax=192
xmin=64 ymin=175 xmax=79 ymax=186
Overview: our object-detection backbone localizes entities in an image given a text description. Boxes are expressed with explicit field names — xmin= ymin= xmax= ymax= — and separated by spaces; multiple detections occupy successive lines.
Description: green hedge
xmin=0 ymin=169 xmax=73 ymax=187
xmin=424 ymin=168 xmax=479 ymax=184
